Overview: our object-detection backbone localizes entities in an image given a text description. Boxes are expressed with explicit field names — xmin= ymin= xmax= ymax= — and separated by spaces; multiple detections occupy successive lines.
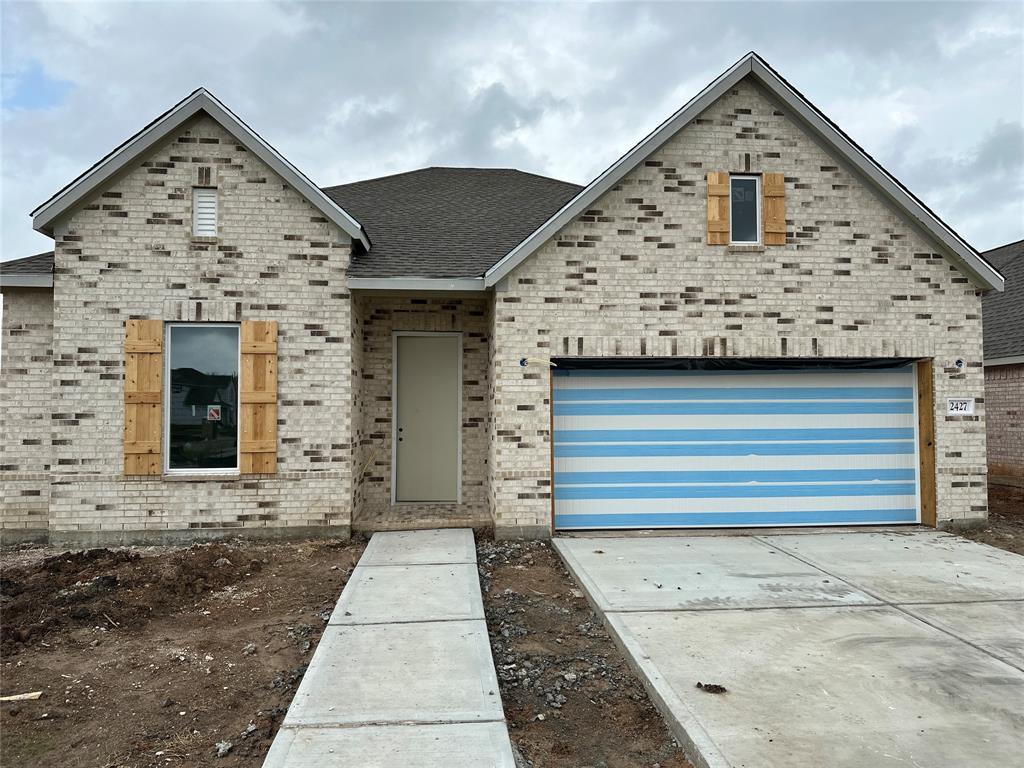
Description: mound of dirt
xmin=0 ymin=537 xmax=363 ymax=767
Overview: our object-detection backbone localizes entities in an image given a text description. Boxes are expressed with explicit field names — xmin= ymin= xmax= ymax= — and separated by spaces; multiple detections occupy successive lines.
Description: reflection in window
xmin=730 ymin=176 xmax=760 ymax=244
xmin=167 ymin=325 xmax=239 ymax=471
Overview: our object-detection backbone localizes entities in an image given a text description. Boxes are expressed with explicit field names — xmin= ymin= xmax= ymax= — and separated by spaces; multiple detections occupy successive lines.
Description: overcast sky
xmin=2 ymin=0 xmax=1022 ymax=263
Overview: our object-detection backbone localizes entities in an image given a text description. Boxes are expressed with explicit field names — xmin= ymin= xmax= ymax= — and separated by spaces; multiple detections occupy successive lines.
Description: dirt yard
xmin=0 ymin=538 xmax=363 ymax=767
xmin=478 ymin=539 xmax=692 ymax=768
xmin=959 ymin=483 xmax=1024 ymax=555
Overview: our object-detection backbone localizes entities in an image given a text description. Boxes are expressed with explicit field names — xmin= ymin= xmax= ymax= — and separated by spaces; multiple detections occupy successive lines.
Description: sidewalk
xmin=264 ymin=529 xmax=516 ymax=767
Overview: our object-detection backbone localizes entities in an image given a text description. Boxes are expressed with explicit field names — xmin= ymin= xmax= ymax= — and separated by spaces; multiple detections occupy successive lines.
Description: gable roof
xmin=982 ymin=239 xmax=1024 ymax=362
xmin=323 ymin=168 xmax=581 ymax=281
xmin=484 ymin=52 xmax=1004 ymax=292
xmin=30 ymin=89 xmax=370 ymax=250
xmin=0 ymin=251 xmax=54 ymax=288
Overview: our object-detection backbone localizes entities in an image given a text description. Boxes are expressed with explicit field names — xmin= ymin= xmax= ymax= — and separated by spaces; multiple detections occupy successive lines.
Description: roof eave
xmin=485 ymin=52 xmax=1004 ymax=293
xmin=0 ymin=274 xmax=54 ymax=288
xmin=348 ymin=276 xmax=486 ymax=291
xmin=31 ymin=90 xmax=370 ymax=251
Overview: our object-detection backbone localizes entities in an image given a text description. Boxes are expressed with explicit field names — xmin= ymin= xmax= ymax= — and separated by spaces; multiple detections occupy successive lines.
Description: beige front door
xmin=394 ymin=333 xmax=460 ymax=502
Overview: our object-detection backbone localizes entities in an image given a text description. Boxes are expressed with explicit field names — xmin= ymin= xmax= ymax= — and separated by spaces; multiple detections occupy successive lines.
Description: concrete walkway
xmin=264 ymin=529 xmax=515 ymax=768
xmin=555 ymin=530 xmax=1024 ymax=768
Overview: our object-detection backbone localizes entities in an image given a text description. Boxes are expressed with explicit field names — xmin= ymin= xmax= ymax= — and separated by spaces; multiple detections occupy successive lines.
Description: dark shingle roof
xmin=323 ymin=167 xmax=582 ymax=279
xmin=1 ymin=251 xmax=54 ymax=274
xmin=982 ymin=239 xmax=1024 ymax=360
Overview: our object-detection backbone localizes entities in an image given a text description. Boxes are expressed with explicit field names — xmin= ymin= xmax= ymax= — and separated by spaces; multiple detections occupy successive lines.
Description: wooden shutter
xmin=124 ymin=319 xmax=164 ymax=475
xmin=240 ymin=320 xmax=278 ymax=474
xmin=763 ymin=173 xmax=786 ymax=246
xmin=706 ymin=171 xmax=730 ymax=245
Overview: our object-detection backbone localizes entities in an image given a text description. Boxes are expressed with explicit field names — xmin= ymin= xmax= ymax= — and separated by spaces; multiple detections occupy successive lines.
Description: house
xmin=0 ymin=53 xmax=1005 ymax=545
xmin=982 ymin=239 xmax=1023 ymax=486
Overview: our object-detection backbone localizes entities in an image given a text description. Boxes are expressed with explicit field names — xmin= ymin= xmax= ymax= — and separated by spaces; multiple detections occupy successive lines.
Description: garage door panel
xmin=554 ymin=413 xmax=916 ymax=431
xmin=552 ymin=365 xmax=920 ymax=530
xmin=556 ymin=453 xmax=917 ymax=473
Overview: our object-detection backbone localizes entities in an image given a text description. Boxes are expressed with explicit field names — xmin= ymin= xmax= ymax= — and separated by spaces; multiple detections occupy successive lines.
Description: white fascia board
xmin=484 ymin=52 xmax=1004 ymax=293
xmin=348 ymin=277 xmax=486 ymax=291
xmin=0 ymin=274 xmax=53 ymax=288
xmin=984 ymin=354 xmax=1024 ymax=367
xmin=31 ymin=90 xmax=370 ymax=251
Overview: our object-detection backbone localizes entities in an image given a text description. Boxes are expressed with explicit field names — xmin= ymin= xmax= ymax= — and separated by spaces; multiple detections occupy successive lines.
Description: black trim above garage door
xmin=552 ymin=357 xmax=919 ymax=372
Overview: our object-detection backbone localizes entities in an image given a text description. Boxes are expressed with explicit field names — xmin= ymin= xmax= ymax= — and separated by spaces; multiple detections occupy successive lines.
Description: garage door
xmin=552 ymin=366 xmax=920 ymax=530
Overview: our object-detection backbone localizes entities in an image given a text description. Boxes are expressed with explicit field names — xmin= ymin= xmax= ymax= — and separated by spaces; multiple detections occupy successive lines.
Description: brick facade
xmin=984 ymin=363 xmax=1024 ymax=484
xmin=44 ymin=115 xmax=355 ymax=540
xmin=487 ymin=81 xmax=988 ymax=535
xmin=0 ymin=77 xmax=993 ymax=541
xmin=1 ymin=288 xmax=53 ymax=539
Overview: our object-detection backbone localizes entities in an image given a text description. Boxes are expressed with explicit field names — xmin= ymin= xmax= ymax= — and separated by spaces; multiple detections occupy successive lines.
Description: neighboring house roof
xmin=484 ymin=52 xmax=1005 ymax=292
xmin=323 ymin=168 xmax=581 ymax=281
xmin=30 ymin=89 xmax=370 ymax=250
xmin=982 ymin=239 xmax=1024 ymax=363
xmin=0 ymin=251 xmax=54 ymax=288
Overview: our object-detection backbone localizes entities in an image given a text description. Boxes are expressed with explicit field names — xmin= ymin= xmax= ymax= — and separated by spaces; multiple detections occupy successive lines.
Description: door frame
xmin=391 ymin=331 xmax=463 ymax=505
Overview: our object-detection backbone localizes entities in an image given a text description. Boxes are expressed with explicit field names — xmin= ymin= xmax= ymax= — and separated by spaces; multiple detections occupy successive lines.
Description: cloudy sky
xmin=2 ymin=0 xmax=1022 ymax=262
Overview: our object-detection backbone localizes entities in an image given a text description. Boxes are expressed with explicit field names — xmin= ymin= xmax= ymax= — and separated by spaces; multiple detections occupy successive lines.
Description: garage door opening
xmin=551 ymin=359 xmax=924 ymax=531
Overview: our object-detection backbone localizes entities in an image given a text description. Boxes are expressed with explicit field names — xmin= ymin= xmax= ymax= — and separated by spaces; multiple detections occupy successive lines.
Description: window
xmin=192 ymin=187 xmax=218 ymax=237
xmin=730 ymin=175 xmax=760 ymax=244
xmin=165 ymin=324 xmax=239 ymax=472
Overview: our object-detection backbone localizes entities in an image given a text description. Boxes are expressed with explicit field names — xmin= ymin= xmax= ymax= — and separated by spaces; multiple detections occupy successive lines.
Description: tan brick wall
xmin=488 ymin=78 xmax=988 ymax=535
xmin=353 ymin=295 xmax=491 ymax=530
xmin=984 ymin=363 xmax=1024 ymax=482
xmin=1 ymin=287 xmax=53 ymax=534
xmin=44 ymin=114 xmax=355 ymax=536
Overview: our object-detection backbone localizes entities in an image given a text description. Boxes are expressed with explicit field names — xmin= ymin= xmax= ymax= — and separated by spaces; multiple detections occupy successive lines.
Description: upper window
xmin=165 ymin=324 xmax=239 ymax=473
xmin=192 ymin=187 xmax=218 ymax=237
xmin=730 ymin=175 xmax=760 ymax=244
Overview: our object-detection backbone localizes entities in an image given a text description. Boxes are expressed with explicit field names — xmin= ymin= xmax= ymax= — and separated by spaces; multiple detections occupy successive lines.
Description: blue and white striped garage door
xmin=552 ymin=366 xmax=920 ymax=530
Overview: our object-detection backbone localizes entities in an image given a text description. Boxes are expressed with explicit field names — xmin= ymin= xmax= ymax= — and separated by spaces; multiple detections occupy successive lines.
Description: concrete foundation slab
xmin=609 ymin=606 xmax=1024 ymax=768
xmin=904 ymin=600 xmax=1024 ymax=670
xmin=263 ymin=722 xmax=516 ymax=768
xmin=329 ymin=563 xmax=485 ymax=625
xmin=555 ymin=536 xmax=877 ymax=611
xmin=762 ymin=531 xmax=1024 ymax=603
xmin=359 ymin=528 xmax=476 ymax=566
xmin=284 ymin=619 xmax=503 ymax=727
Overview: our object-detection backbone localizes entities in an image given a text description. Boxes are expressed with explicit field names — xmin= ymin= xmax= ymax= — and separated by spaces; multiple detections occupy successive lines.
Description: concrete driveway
xmin=554 ymin=530 xmax=1024 ymax=768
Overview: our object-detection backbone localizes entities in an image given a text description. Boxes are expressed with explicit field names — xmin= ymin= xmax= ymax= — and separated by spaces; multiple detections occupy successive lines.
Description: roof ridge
xmin=322 ymin=165 xmax=583 ymax=192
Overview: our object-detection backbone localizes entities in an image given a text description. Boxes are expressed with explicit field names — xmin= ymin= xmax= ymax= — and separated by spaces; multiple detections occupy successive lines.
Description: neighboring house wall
xmin=0 ymin=288 xmax=53 ymax=539
xmin=46 ymin=114 xmax=355 ymax=540
xmin=353 ymin=295 xmax=491 ymax=529
xmin=488 ymin=79 xmax=988 ymax=537
xmin=985 ymin=364 xmax=1024 ymax=484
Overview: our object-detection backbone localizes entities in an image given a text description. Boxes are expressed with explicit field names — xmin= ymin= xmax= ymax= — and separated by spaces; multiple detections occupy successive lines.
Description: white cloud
xmin=1 ymin=0 xmax=1021 ymax=260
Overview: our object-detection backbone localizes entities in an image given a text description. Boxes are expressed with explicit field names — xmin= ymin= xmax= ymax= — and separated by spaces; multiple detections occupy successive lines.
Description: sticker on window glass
xmin=946 ymin=398 xmax=975 ymax=415
xmin=207 ymin=405 xmax=222 ymax=422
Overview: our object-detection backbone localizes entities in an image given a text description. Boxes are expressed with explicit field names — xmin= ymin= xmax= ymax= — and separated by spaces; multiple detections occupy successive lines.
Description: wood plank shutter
xmin=240 ymin=320 xmax=278 ymax=474
xmin=124 ymin=319 xmax=164 ymax=475
xmin=763 ymin=172 xmax=786 ymax=246
xmin=706 ymin=172 xmax=730 ymax=245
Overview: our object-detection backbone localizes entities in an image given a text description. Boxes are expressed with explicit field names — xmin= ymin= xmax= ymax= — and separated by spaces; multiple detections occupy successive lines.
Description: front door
xmin=394 ymin=333 xmax=461 ymax=502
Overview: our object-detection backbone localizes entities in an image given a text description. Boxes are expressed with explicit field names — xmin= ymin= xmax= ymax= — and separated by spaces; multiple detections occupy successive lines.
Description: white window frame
xmin=164 ymin=322 xmax=241 ymax=476
xmin=390 ymin=331 xmax=463 ymax=505
xmin=192 ymin=187 xmax=218 ymax=237
xmin=729 ymin=174 xmax=761 ymax=245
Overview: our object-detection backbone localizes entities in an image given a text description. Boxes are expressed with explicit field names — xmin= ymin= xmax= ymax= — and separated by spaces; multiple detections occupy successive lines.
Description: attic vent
xmin=192 ymin=187 xmax=217 ymax=237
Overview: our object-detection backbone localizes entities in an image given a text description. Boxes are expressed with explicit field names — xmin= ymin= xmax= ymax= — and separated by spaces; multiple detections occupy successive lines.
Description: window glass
xmin=167 ymin=325 xmax=239 ymax=471
xmin=731 ymin=176 xmax=759 ymax=243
